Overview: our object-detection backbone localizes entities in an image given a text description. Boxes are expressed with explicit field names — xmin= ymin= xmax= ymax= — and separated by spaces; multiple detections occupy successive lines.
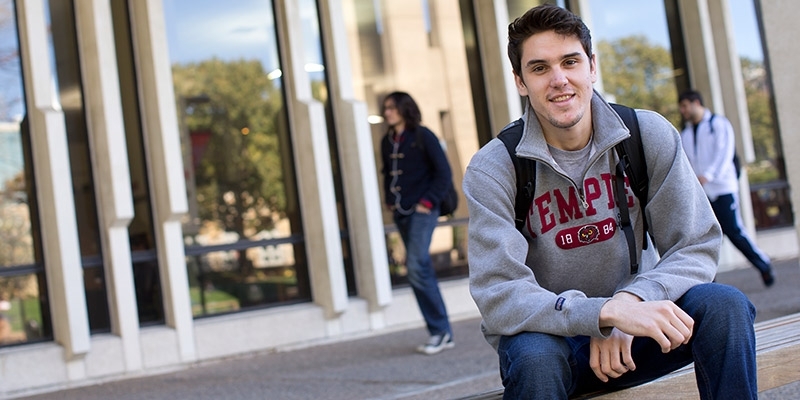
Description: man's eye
xmin=565 ymin=59 xmax=578 ymax=66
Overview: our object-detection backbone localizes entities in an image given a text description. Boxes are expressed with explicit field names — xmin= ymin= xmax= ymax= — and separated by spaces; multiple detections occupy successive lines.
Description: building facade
xmin=0 ymin=0 xmax=798 ymax=396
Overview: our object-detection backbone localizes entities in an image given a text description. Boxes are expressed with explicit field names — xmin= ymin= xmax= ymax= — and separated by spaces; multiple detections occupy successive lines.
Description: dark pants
xmin=497 ymin=284 xmax=758 ymax=399
xmin=710 ymin=193 xmax=772 ymax=274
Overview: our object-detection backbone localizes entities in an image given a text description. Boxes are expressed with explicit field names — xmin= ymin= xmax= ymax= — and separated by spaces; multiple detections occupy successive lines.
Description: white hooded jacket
xmin=679 ymin=109 xmax=739 ymax=201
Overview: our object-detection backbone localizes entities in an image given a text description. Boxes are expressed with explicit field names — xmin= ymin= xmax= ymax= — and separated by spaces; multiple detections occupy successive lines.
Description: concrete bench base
xmin=460 ymin=313 xmax=800 ymax=399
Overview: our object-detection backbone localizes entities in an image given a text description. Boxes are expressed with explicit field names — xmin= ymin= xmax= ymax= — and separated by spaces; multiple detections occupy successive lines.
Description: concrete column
xmin=318 ymin=0 xmax=392 ymax=318
xmin=16 ymin=0 xmax=90 ymax=361
xmin=73 ymin=0 xmax=141 ymax=371
xmin=707 ymin=0 xmax=757 ymax=234
xmin=275 ymin=0 xmax=349 ymax=319
xmin=678 ymin=0 xmax=723 ymax=106
xmin=759 ymin=0 xmax=800 ymax=252
xmin=680 ymin=0 xmax=751 ymax=269
xmin=127 ymin=0 xmax=196 ymax=362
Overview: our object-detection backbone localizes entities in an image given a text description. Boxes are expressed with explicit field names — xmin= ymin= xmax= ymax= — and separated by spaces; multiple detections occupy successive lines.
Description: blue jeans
xmin=394 ymin=208 xmax=451 ymax=337
xmin=497 ymin=283 xmax=757 ymax=399
xmin=710 ymin=194 xmax=772 ymax=274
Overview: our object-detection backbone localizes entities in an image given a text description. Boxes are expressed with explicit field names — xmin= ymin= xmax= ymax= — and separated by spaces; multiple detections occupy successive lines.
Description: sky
xmin=729 ymin=0 xmax=763 ymax=60
xmin=162 ymin=0 xmax=324 ymax=71
xmin=162 ymin=0 xmax=282 ymax=70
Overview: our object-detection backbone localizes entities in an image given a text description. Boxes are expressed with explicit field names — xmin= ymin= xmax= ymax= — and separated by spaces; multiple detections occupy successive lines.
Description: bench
xmin=459 ymin=312 xmax=800 ymax=399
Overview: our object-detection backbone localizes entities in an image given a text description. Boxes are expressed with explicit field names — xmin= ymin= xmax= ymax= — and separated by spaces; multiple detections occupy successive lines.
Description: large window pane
xmin=587 ymin=0 xmax=681 ymax=125
xmin=343 ymin=0 xmax=478 ymax=285
xmin=163 ymin=0 xmax=310 ymax=316
xmin=110 ymin=0 xmax=164 ymax=325
xmin=0 ymin=0 xmax=50 ymax=346
xmin=729 ymin=0 xmax=791 ymax=229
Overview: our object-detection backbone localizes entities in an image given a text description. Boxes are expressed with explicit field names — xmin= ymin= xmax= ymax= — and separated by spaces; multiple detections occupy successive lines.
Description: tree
xmin=740 ymin=56 xmax=779 ymax=183
xmin=596 ymin=35 xmax=681 ymax=126
xmin=172 ymin=58 xmax=290 ymax=273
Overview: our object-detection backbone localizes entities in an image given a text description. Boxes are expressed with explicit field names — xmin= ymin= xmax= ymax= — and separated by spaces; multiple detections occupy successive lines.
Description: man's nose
xmin=550 ymin=68 xmax=568 ymax=87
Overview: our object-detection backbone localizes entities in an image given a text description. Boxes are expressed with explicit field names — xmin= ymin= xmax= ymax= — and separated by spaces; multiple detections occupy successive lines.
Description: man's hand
xmin=415 ymin=203 xmax=431 ymax=214
xmin=590 ymin=329 xmax=635 ymax=382
xmin=600 ymin=292 xmax=694 ymax=354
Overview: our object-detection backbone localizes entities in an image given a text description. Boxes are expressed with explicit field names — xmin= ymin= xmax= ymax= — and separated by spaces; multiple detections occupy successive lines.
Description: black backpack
xmin=414 ymin=128 xmax=459 ymax=216
xmin=496 ymin=104 xmax=648 ymax=274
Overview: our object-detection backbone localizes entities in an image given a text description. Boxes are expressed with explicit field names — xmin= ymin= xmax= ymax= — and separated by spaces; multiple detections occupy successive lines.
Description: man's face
xmin=514 ymin=30 xmax=596 ymax=133
xmin=678 ymin=99 xmax=701 ymax=123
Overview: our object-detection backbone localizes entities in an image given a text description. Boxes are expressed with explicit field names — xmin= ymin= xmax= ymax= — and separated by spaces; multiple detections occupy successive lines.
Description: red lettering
xmin=535 ymin=193 xmax=555 ymax=234
xmin=554 ymin=186 xmax=584 ymax=223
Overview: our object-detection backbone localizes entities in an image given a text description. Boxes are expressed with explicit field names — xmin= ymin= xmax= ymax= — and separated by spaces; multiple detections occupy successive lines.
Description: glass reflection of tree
xmin=1 ymin=170 xmax=38 ymax=324
xmin=0 ymin=171 xmax=32 ymax=264
xmin=0 ymin=1 xmax=41 ymax=342
xmin=173 ymin=59 xmax=286 ymax=275
xmin=597 ymin=36 xmax=679 ymax=125
xmin=741 ymin=57 xmax=779 ymax=183
xmin=600 ymin=35 xmax=781 ymax=186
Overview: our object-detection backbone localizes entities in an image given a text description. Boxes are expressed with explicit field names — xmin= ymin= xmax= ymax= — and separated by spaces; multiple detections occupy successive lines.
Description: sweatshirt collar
xmin=514 ymin=90 xmax=631 ymax=162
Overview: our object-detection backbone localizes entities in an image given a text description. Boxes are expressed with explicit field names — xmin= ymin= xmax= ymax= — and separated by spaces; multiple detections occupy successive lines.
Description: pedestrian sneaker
xmin=761 ymin=269 xmax=776 ymax=287
xmin=416 ymin=333 xmax=454 ymax=355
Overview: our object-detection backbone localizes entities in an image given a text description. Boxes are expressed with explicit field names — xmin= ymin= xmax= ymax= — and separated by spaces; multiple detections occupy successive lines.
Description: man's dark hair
xmin=382 ymin=91 xmax=422 ymax=131
xmin=507 ymin=4 xmax=592 ymax=77
xmin=679 ymin=89 xmax=705 ymax=106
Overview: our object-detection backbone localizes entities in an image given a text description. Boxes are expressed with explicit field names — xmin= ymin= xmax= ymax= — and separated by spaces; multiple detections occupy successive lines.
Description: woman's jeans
xmin=497 ymin=283 xmax=757 ymax=399
xmin=394 ymin=208 xmax=451 ymax=337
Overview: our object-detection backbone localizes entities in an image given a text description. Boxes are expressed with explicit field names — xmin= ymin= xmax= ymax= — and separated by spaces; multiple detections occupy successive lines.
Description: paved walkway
xmin=16 ymin=258 xmax=800 ymax=400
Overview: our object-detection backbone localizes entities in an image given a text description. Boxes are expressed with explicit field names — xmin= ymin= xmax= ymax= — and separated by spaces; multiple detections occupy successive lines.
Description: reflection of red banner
xmin=190 ymin=130 xmax=212 ymax=169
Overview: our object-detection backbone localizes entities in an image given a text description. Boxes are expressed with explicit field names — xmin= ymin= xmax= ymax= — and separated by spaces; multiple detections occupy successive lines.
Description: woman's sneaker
xmin=417 ymin=333 xmax=455 ymax=355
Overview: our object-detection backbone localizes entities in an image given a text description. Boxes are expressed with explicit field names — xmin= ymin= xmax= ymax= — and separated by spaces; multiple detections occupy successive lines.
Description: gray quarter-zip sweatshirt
xmin=464 ymin=92 xmax=722 ymax=349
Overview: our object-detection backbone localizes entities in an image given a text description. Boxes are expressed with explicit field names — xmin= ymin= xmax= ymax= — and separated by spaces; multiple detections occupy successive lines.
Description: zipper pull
xmin=579 ymin=188 xmax=589 ymax=209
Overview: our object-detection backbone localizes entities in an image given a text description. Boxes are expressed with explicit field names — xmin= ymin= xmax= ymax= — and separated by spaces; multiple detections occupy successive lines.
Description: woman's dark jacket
xmin=381 ymin=126 xmax=452 ymax=212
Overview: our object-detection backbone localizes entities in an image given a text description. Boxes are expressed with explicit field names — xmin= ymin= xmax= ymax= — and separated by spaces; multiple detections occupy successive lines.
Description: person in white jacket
xmin=464 ymin=5 xmax=757 ymax=399
xmin=678 ymin=89 xmax=775 ymax=287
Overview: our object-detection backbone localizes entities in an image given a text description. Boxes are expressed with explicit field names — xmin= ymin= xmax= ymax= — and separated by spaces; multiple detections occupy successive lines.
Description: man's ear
xmin=513 ymin=70 xmax=528 ymax=96
xmin=590 ymin=53 xmax=598 ymax=83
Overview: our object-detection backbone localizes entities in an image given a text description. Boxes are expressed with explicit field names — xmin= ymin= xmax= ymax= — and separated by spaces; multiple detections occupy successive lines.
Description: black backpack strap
xmin=610 ymin=103 xmax=649 ymax=274
xmin=709 ymin=113 xmax=716 ymax=133
xmin=498 ymin=107 xmax=649 ymax=275
xmin=613 ymin=157 xmax=639 ymax=274
xmin=497 ymin=119 xmax=535 ymax=231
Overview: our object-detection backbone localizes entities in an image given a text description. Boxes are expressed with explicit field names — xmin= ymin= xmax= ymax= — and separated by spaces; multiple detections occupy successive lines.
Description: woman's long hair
xmin=382 ymin=91 xmax=422 ymax=133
